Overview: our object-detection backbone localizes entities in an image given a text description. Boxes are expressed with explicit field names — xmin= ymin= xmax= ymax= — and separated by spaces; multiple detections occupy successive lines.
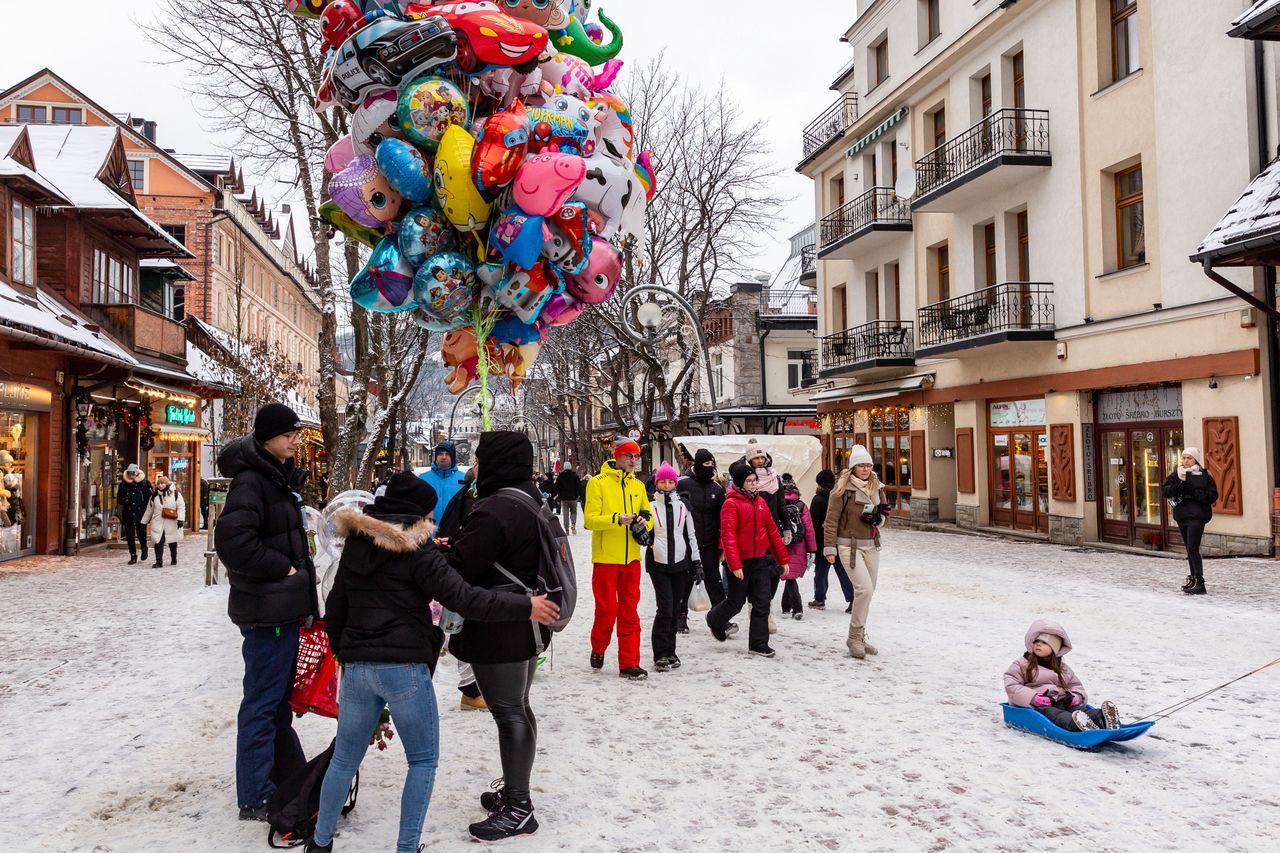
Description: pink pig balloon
xmin=514 ymin=152 xmax=586 ymax=217
xmin=565 ymin=237 xmax=622 ymax=304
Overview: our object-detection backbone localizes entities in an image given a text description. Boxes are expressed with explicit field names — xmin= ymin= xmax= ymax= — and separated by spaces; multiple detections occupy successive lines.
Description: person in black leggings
xmin=444 ymin=431 xmax=552 ymax=842
xmin=1161 ymin=447 xmax=1218 ymax=595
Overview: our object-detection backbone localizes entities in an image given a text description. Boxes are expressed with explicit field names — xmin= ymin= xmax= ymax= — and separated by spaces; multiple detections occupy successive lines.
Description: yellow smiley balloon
xmin=434 ymin=125 xmax=492 ymax=233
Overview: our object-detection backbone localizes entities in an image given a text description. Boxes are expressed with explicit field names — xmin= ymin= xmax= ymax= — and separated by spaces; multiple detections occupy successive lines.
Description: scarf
xmin=1176 ymin=464 xmax=1201 ymax=481
xmin=754 ymin=466 xmax=779 ymax=494
xmin=838 ymin=469 xmax=883 ymax=499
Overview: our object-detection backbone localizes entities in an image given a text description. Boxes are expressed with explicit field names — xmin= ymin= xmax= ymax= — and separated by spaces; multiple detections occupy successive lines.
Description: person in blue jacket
xmin=418 ymin=441 xmax=467 ymax=517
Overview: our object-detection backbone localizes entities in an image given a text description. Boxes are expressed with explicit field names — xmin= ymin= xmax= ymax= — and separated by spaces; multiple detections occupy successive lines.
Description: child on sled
xmin=1004 ymin=619 xmax=1123 ymax=732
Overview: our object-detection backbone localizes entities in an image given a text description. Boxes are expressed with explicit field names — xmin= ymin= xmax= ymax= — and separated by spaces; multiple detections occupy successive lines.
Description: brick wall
xmin=137 ymin=194 xmax=214 ymax=321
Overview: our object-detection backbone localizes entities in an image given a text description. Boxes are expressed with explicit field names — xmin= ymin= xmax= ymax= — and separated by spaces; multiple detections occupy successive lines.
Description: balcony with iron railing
xmin=762 ymin=285 xmax=818 ymax=318
xmin=798 ymin=245 xmax=817 ymax=283
xmin=799 ymin=94 xmax=859 ymax=167
xmin=915 ymin=282 xmax=1055 ymax=357
xmin=820 ymin=319 xmax=915 ymax=379
xmin=912 ymin=109 xmax=1052 ymax=212
xmin=817 ymin=187 xmax=912 ymax=260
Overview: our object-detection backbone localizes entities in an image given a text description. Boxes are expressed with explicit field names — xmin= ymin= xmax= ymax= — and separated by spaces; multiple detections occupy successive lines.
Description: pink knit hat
xmin=654 ymin=462 xmax=680 ymax=483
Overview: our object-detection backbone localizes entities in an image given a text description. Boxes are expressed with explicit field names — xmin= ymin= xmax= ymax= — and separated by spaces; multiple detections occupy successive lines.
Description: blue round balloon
xmin=375 ymin=138 xmax=433 ymax=204
xmin=396 ymin=205 xmax=455 ymax=269
xmin=412 ymin=251 xmax=477 ymax=329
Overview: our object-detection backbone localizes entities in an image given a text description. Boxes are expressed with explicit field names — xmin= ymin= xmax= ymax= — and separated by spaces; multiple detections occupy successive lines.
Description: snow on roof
xmin=0 ymin=277 xmax=136 ymax=365
xmin=0 ymin=126 xmax=22 ymax=152
xmin=286 ymin=388 xmax=321 ymax=428
xmin=24 ymin=125 xmax=189 ymax=256
xmin=1232 ymin=0 xmax=1280 ymax=30
xmin=139 ymin=258 xmax=196 ymax=279
xmin=0 ymin=156 xmax=69 ymax=203
xmin=172 ymin=152 xmax=234 ymax=175
xmin=1194 ymin=158 xmax=1280 ymax=261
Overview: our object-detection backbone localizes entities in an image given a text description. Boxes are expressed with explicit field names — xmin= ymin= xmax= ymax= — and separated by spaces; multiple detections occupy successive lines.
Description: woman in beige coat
xmin=141 ymin=473 xmax=186 ymax=567
xmin=822 ymin=445 xmax=890 ymax=658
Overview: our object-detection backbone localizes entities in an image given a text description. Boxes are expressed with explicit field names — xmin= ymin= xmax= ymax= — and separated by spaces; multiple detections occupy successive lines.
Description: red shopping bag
xmin=290 ymin=619 xmax=339 ymax=718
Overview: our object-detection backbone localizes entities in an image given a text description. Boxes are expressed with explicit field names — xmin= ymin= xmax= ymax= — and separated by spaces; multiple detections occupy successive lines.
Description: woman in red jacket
xmin=705 ymin=461 xmax=790 ymax=657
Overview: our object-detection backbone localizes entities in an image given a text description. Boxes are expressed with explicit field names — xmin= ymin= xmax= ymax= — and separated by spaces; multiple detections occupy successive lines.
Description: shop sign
xmin=165 ymin=404 xmax=196 ymax=425
xmin=932 ymin=447 xmax=953 ymax=458
xmin=1097 ymin=387 xmax=1182 ymax=424
xmin=0 ymin=380 xmax=52 ymax=413
xmin=988 ymin=399 xmax=1046 ymax=428
xmin=785 ymin=419 xmax=821 ymax=430
xmin=1082 ymin=423 xmax=1096 ymax=502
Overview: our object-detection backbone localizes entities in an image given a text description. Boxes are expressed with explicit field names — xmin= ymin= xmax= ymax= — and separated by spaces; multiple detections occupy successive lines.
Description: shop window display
xmin=0 ymin=412 xmax=34 ymax=557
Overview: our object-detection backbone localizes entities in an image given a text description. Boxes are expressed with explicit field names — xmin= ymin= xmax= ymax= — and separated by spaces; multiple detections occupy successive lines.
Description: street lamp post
xmin=617 ymin=285 xmax=725 ymax=435
xmin=448 ymin=383 xmax=493 ymax=438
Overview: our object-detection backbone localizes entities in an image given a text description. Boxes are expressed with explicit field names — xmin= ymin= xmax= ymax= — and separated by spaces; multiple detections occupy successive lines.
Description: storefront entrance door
xmin=1099 ymin=424 xmax=1183 ymax=549
xmin=990 ymin=429 xmax=1047 ymax=532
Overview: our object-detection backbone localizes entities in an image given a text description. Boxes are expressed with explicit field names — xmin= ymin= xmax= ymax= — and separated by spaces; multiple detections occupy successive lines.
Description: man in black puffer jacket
xmin=214 ymin=403 xmax=316 ymax=821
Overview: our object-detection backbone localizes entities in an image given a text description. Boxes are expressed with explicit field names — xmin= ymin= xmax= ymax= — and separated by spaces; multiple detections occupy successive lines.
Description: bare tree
xmin=145 ymin=0 xmax=383 ymax=489
xmin=354 ymin=312 xmax=432 ymax=488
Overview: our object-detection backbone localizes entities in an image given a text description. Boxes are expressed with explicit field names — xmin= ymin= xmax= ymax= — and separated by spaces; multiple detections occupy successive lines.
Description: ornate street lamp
xmin=617 ymin=286 xmax=725 ymax=435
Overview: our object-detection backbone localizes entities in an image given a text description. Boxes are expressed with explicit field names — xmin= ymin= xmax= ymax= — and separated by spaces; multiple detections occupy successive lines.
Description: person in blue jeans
xmin=308 ymin=473 xmax=559 ymax=852
xmin=214 ymin=404 xmax=315 ymax=820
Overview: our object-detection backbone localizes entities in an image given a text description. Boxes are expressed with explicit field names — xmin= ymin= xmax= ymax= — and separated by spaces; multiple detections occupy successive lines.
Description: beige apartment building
xmin=800 ymin=0 xmax=1276 ymax=556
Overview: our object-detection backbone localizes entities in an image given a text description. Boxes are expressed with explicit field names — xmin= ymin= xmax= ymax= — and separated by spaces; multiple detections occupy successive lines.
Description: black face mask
xmin=694 ymin=464 xmax=715 ymax=482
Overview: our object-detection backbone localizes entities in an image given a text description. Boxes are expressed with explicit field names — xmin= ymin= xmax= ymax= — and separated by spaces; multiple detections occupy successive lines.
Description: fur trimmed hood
xmin=334 ymin=508 xmax=436 ymax=554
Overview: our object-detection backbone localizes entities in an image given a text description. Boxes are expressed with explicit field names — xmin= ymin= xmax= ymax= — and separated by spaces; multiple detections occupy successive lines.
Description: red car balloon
xmin=472 ymin=100 xmax=531 ymax=194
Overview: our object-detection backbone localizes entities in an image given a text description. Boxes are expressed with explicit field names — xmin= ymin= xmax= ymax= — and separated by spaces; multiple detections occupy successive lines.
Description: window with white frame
xmin=92 ymin=248 xmax=134 ymax=304
xmin=127 ymin=159 xmax=146 ymax=191
xmin=11 ymin=199 xmax=35 ymax=285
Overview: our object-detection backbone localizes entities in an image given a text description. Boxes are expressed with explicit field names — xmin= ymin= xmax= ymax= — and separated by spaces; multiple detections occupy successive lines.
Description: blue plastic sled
xmin=1001 ymin=703 xmax=1155 ymax=749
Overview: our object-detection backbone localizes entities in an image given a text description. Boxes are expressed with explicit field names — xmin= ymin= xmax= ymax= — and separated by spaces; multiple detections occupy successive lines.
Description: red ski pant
xmin=590 ymin=561 xmax=642 ymax=669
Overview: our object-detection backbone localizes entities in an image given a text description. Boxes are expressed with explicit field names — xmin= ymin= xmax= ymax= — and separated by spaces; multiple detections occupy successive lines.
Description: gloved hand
xmin=860 ymin=509 xmax=876 ymax=524
xmin=782 ymin=530 xmax=793 ymax=545
xmin=878 ymin=502 xmax=893 ymax=517
xmin=1068 ymin=692 xmax=1084 ymax=708
xmin=690 ymin=561 xmax=704 ymax=583
xmin=177 ymin=520 xmax=184 ymax=529
xmin=1032 ymin=690 xmax=1053 ymax=708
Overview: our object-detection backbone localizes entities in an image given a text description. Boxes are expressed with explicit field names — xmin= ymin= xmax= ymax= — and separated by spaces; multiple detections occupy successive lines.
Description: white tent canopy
xmin=674 ymin=435 xmax=825 ymax=499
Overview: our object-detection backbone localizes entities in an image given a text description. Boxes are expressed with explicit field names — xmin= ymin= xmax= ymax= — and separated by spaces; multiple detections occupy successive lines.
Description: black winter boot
xmin=128 ymin=548 xmax=138 ymax=565
xmin=169 ymin=542 xmax=178 ymax=565
xmin=1184 ymin=578 xmax=1207 ymax=595
xmin=469 ymin=798 xmax=538 ymax=841
xmin=152 ymin=544 xmax=164 ymax=568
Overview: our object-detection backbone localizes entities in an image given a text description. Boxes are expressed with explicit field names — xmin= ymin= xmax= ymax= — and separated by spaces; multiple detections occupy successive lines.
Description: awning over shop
xmin=154 ymin=424 xmax=210 ymax=443
xmin=846 ymin=107 xmax=908 ymax=158
xmin=125 ymin=377 xmax=200 ymax=408
xmin=812 ymin=374 xmax=935 ymax=410
xmin=1229 ymin=0 xmax=1280 ymax=39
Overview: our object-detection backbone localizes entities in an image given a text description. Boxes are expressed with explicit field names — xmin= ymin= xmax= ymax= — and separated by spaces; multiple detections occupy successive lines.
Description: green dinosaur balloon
xmin=553 ymin=9 xmax=623 ymax=66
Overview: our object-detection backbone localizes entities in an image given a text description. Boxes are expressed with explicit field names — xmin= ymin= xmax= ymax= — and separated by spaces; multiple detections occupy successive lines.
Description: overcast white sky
xmin=3 ymin=0 xmax=853 ymax=274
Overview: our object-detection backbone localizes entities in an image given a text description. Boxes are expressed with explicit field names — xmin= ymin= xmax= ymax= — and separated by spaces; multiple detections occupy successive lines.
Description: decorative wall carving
xmin=1049 ymin=423 xmax=1075 ymax=502
xmin=956 ymin=427 xmax=975 ymax=493
xmin=910 ymin=430 xmax=926 ymax=490
xmin=1202 ymin=416 xmax=1242 ymax=515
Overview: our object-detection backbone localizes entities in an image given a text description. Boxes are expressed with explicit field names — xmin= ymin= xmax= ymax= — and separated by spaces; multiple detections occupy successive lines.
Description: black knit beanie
xmin=729 ymin=461 xmax=753 ymax=489
xmin=254 ymin=403 xmax=302 ymax=443
xmin=374 ymin=472 xmax=438 ymax=518
xmin=816 ymin=469 xmax=836 ymax=489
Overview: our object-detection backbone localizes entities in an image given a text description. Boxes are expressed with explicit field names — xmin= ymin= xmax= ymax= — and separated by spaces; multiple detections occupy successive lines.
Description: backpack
xmin=492 ymin=487 xmax=578 ymax=653
xmin=266 ymin=738 xmax=358 ymax=848
xmin=782 ymin=500 xmax=805 ymax=540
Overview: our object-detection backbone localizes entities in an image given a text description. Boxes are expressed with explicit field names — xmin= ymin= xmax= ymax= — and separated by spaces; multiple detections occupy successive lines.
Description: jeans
xmin=236 ymin=624 xmax=306 ymax=808
xmin=590 ymin=561 xmax=642 ymax=669
xmin=813 ymin=555 xmax=854 ymax=604
xmin=648 ymin=570 xmax=689 ymax=660
xmin=560 ymin=500 xmax=578 ymax=530
xmin=1179 ymin=521 xmax=1206 ymax=579
xmin=471 ymin=657 xmax=540 ymax=802
xmin=707 ymin=557 xmax=776 ymax=651
xmin=123 ymin=521 xmax=147 ymax=558
xmin=314 ymin=662 xmax=440 ymax=852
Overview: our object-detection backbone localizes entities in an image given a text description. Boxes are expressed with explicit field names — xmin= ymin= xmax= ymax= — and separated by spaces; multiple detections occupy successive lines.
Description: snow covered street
xmin=1 ymin=525 xmax=1276 ymax=852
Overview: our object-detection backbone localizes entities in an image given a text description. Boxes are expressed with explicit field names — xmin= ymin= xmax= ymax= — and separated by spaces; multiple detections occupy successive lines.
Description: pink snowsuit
xmin=780 ymin=493 xmax=817 ymax=580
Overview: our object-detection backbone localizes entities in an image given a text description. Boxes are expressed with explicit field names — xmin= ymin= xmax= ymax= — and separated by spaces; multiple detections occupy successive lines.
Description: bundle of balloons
xmin=286 ymin=0 xmax=655 ymax=405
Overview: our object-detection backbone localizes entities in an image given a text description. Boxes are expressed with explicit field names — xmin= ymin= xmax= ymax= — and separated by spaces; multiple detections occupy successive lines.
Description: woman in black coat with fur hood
xmin=309 ymin=473 xmax=558 ymax=853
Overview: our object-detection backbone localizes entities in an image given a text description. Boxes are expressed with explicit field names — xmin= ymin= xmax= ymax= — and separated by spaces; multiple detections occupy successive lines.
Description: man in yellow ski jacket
xmin=584 ymin=437 xmax=653 ymax=680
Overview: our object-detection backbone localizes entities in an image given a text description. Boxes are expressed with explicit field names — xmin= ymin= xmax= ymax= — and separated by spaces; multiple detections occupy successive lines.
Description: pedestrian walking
xmin=418 ymin=440 xmax=467 ymax=516
xmin=646 ymin=462 xmax=701 ymax=672
xmin=822 ymin=445 xmax=892 ymax=659
xmin=1003 ymin=619 xmax=1124 ymax=733
xmin=213 ymin=403 xmax=316 ymax=822
xmin=114 ymin=463 xmax=152 ymax=565
xmin=583 ymin=436 xmax=653 ymax=681
xmin=306 ymin=472 xmax=556 ymax=853
xmin=706 ymin=462 xmax=789 ymax=658
xmin=677 ymin=449 xmax=726 ymax=607
xmin=739 ymin=440 xmax=786 ymax=634
xmin=141 ymin=472 xmax=186 ymax=567
xmin=437 ymin=464 xmax=488 ymax=712
xmin=443 ymin=431 xmax=559 ymax=841
xmin=778 ymin=477 xmax=816 ymax=620
xmin=555 ymin=462 xmax=582 ymax=534
xmin=199 ymin=477 xmax=210 ymax=530
xmin=807 ymin=469 xmax=854 ymax=612
xmin=1161 ymin=447 xmax=1218 ymax=595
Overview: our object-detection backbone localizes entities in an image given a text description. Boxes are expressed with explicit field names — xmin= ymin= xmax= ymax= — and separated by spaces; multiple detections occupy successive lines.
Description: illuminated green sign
xmin=165 ymin=405 xmax=195 ymax=425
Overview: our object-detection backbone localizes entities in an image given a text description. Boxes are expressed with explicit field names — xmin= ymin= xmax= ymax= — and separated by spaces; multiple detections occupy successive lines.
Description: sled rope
xmin=1134 ymin=656 xmax=1280 ymax=722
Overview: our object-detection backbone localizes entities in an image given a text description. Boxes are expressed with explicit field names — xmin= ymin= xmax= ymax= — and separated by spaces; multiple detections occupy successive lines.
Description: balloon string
xmin=1134 ymin=656 xmax=1280 ymax=722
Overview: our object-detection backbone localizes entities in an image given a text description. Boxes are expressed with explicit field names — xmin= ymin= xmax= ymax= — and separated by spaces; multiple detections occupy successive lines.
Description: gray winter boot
xmin=846 ymin=624 xmax=866 ymax=659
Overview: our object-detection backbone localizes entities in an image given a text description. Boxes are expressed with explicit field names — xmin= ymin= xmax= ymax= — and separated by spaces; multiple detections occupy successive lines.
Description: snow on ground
xmin=1 ymin=525 xmax=1276 ymax=852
